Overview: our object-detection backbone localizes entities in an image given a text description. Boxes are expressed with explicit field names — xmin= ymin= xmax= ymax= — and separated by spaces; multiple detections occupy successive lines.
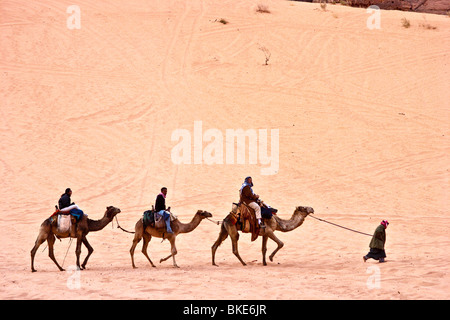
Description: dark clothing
xmin=261 ymin=206 xmax=275 ymax=219
xmin=154 ymin=193 xmax=173 ymax=233
xmin=365 ymin=224 xmax=387 ymax=261
xmin=240 ymin=185 xmax=258 ymax=205
xmin=58 ymin=194 xmax=71 ymax=210
xmin=366 ymin=248 xmax=386 ymax=260
xmin=155 ymin=194 xmax=166 ymax=212
xmin=369 ymin=224 xmax=386 ymax=250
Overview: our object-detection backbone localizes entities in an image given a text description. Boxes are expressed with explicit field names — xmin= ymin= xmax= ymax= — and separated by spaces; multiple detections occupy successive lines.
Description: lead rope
xmin=309 ymin=214 xmax=373 ymax=237
xmin=206 ymin=217 xmax=222 ymax=225
xmin=114 ymin=216 xmax=135 ymax=234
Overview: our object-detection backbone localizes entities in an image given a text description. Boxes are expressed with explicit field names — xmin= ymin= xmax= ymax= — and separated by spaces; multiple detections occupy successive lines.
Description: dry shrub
xmin=401 ymin=18 xmax=410 ymax=28
xmin=256 ymin=4 xmax=271 ymax=13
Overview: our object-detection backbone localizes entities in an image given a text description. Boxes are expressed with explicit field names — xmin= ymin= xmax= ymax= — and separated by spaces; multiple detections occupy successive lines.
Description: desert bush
xmin=256 ymin=4 xmax=271 ymax=13
xmin=401 ymin=18 xmax=410 ymax=28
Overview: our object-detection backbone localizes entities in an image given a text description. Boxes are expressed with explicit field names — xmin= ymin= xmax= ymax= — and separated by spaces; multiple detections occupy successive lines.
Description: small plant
xmin=420 ymin=22 xmax=437 ymax=30
xmin=320 ymin=1 xmax=327 ymax=11
xmin=256 ymin=4 xmax=271 ymax=13
xmin=401 ymin=18 xmax=410 ymax=28
xmin=419 ymin=16 xmax=437 ymax=30
xmin=218 ymin=18 xmax=228 ymax=25
xmin=259 ymin=46 xmax=271 ymax=65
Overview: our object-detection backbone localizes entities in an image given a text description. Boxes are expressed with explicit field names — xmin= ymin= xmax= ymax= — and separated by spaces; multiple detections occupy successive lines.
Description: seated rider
xmin=155 ymin=187 xmax=174 ymax=234
xmin=58 ymin=188 xmax=85 ymax=220
xmin=239 ymin=176 xmax=265 ymax=228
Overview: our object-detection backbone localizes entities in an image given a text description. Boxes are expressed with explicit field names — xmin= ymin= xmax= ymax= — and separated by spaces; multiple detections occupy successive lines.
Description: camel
xmin=211 ymin=206 xmax=314 ymax=266
xmin=30 ymin=206 xmax=121 ymax=272
xmin=130 ymin=210 xmax=213 ymax=268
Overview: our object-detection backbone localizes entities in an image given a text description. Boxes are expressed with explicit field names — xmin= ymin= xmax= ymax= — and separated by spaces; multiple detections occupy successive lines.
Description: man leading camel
xmin=240 ymin=177 xmax=265 ymax=228
xmin=363 ymin=220 xmax=389 ymax=263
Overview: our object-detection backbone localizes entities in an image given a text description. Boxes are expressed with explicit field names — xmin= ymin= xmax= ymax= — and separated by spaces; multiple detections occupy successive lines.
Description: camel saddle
xmin=143 ymin=209 xmax=177 ymax=230
xmin=48 ymin=210 xmax=78 ymax=238
xmin=226 ymin=202 xmax=260 ymax=241
xmin=50 ymin=210 xmax=77 ymax=226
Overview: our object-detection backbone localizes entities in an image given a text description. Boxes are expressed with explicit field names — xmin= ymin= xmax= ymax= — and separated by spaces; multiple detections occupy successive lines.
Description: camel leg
xmin=262 ymin=235 xmax=269 ymax=266
xmin=225 ymin=225 xmax=246 ymax=266
xmin=211 ymin=223 xmax=229 ymax=266
xmin=30 ymin=228 xmax=49 ymax=272
xmin=141 ymin=232 xmax=156 ymax=268
xmin=75 ymin=237 xmax=83 ymax=270
xmin=231 ymin=237 xmax=246 ymax=266
xmin=81 ymin=237 xmax=93 ymax=270
xmin=267 ymin=231 xmax=284 ymax=262
xmin=31 ymin=220 xmax=56 ymax=272
xmin=160 ymin=236 xmax=179 ymax=268
xmin=130 ymin=221 xmax=143 ymax=268
xmin=47 ymin=234 xmax=65 ymax=272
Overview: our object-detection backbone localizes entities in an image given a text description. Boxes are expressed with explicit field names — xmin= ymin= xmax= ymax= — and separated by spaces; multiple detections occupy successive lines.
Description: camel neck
xmin=177 ymin=214 xmax=202 ymax=234
xmin=277 ymin=210 xmax=306 ymax=232
xmin=289 ymin=211 xmax=306 ymax=229
xmin=87 ymin=216 xmax=111 ymax=232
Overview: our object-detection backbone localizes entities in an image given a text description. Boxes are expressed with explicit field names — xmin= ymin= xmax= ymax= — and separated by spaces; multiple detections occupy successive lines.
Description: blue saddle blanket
xmin=69 ymin=208 xmax=84 ymax=222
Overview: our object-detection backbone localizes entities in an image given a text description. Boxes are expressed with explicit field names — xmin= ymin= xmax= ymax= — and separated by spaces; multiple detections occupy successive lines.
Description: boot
xmin=258 ymin=219 xmax=266 ymax=229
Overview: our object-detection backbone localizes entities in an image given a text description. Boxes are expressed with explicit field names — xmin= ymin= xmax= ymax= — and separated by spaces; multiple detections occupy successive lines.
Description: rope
xmin=309 ymin=215 xmax=373 ymax=237
xmin=206 ymin=217 xmax=222 ymax=225
xmin=114 ymin=216 xmax=135 ymax=234
xmin=61 ymin=238 xmax=73 ymax=268
xmin=206 ymin=212 xmax=372 ymax=238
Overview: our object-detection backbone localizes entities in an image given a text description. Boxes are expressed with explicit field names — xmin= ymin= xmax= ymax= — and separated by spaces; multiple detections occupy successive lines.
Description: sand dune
xmin=1 ymin=0 xmax=449 ymax=300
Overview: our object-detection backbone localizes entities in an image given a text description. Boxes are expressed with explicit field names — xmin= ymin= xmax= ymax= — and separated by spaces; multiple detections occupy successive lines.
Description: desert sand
xmin=1 ymin=0 xmax=449 ymax=300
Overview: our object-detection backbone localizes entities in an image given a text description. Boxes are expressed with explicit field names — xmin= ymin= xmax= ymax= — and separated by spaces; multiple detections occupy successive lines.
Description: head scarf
xmin=381 ymin=220 xmax=389 ymax=228
xmin=240 ymin=176 xmax=254 ymax=195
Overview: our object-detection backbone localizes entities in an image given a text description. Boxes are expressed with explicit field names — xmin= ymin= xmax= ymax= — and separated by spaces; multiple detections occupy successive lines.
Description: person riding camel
xmin=239 ymin=177 xmax=265 ymax=228
xmin=154 ymin=187 xmax=174 ymax=234
xmin=57 ymin=188 xmax=85 ymax=221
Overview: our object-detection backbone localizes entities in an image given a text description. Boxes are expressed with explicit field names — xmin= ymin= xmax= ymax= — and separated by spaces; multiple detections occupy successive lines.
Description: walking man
xmin=364 ymin=220 xmax=389 ymax=263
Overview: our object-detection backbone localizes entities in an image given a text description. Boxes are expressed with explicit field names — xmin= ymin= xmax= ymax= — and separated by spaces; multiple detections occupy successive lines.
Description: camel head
xmin=105 ymin=206 xmax=121 ymax=220
xmin=196 ymin=210 xmax=213 ymax=219
xmin=296 ymin=206 xmax=314 ymax=217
